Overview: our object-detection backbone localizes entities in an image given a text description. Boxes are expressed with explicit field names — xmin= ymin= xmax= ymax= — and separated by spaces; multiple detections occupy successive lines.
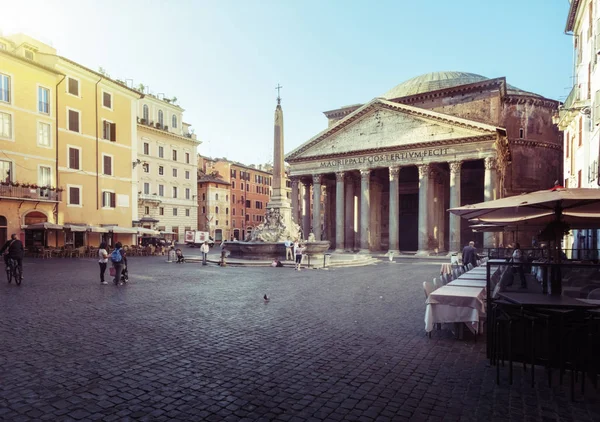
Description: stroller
xmin=111 ymin=262 xmax=129 ymax=285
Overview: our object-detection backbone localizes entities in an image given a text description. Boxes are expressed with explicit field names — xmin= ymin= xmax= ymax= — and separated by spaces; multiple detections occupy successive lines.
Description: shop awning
xmin=22 ymin=222 xmax=63 ymax=230
xmin=103 ymin=226 xmax=138 ymax=234
xmin=137 ymin=227 xmax=160 ymax=235
xmin=63 ymin=224 xmax=87 ymax=232
xmin=87 ymin=226 xmax=108 ymax=233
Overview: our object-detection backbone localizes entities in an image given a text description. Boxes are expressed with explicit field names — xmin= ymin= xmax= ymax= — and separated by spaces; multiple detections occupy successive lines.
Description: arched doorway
xmin=0 ymin=216 xmax=7 ymax=246
xmin=233 ymin=229 xmax=240 ymax=240
xmin=24 ymin=211 xmax=48 ymax=248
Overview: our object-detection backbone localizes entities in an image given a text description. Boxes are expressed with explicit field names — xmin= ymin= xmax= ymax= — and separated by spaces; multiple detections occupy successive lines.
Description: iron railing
xmin=0 ymin=185 xmax=61 ymax=202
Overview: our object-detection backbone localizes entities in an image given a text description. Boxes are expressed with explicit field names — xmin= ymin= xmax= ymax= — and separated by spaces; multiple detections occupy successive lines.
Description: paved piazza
xmin=1 ymin=254 xmax=599 ymax=422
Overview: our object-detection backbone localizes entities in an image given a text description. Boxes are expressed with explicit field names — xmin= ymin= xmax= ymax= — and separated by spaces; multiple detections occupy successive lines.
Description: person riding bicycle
xmin=0 ymin=234 xmax=25 ymax=280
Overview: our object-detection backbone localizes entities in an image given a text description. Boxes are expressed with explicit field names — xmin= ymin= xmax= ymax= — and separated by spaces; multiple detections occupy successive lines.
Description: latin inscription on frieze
xmin=319 ymin=148 xmax=450 ymax=168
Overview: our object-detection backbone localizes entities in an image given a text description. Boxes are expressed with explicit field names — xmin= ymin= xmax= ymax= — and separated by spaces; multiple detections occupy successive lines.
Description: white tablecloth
xmin=425 ymin=286 xmax=486 ymax=333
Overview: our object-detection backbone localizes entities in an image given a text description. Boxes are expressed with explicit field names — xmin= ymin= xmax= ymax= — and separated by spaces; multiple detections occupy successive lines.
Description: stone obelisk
xmin=265 ymin=85 xmax=298 ymax=239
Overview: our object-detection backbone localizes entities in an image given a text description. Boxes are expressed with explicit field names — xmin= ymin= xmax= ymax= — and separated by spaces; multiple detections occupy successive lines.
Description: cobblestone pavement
xmin=1 ymin=256 xmax=599 ymax=421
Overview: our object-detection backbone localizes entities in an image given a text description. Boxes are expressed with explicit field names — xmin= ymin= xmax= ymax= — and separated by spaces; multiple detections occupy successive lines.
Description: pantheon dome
xmin=381 ymin=71 xmax=541 ymax=99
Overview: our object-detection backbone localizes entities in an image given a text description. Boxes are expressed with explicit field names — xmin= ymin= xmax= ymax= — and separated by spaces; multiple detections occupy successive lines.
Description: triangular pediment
xmin=286 ymin=99 xmax=501 ymax=161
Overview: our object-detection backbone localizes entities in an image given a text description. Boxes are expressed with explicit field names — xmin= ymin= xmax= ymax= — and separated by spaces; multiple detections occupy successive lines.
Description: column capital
xmin=417 ymin=163 xmax=430 ymax=178
xmin=290 ymin=178 xmax=299 ymax=187
xmin=449 ymin=161 xmax=462 ymax=174
xmin=484 ymin=157 xmax=497 ymax=170
xmin=360 ymin=169 xmax=370 ymax=181
xmin=335 ymin=171 xmax=345 ymax=182
xmin=389 ymin=166 xmax=401 ymax=181
xmin=312 ymin=173 xmax=323 ymax=184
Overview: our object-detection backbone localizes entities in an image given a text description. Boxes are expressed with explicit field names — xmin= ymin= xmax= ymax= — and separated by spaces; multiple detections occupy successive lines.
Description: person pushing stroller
xmin=110 ymin=242 xmax=129 ymax=285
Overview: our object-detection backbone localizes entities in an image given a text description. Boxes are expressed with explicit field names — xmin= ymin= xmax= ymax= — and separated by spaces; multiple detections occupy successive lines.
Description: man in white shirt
xmin=284 ymin=237 xmax=293 ymax=261
xmin=200 ymin=241 xmax=210 ymax=266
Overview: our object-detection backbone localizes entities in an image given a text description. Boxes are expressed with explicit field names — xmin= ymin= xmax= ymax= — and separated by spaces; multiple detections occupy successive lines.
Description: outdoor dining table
xmin=425 ymin=285 xmax=486 ymax=334
xmin=447 ymin=278 xmax=487 ymax=288
xmin=456 ymin=272 xmax=488 ymax=281
xmin=497 ymin=292 xmax=600 ymax=309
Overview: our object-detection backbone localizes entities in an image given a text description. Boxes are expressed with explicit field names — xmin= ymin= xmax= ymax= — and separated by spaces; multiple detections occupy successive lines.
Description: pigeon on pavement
xmin=263 ymin=294 xmax=270 ymax=302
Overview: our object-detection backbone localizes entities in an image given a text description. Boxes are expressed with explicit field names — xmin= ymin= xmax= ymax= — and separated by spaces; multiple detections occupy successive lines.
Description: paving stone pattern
xmin=1 ymin=256 xmax=599 ymax=421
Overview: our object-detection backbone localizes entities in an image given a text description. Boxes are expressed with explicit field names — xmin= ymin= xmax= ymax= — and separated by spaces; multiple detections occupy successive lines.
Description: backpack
xmin=111 ymin=248 xmax=122 ymax=263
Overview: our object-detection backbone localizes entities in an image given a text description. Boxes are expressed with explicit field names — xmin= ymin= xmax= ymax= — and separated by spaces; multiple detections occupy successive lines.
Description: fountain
xmin=225 ymin=86 xmax=330 ymax=261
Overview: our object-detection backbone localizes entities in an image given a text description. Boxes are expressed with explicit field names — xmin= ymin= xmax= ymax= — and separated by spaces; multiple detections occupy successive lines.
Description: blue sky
xmin=4 ymin=0 xmax=573 ymax=165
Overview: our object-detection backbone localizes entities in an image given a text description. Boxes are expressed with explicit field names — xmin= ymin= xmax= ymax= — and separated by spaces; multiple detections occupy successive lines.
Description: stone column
xmin=484 ymin=157 xmax=497 ymax=248
xmin=312 ymin=174 xmax=322 ymax=240
xmin=291 ymin=178 xmax=300 ymax=225
xmin=388 ymin=166 xmax=400 ymax=254
xmin=359 ymin=169 xmax=370 ymax=253
xmin=302 ymin=181 xmax=311 ymax=240
xmin=335 ymin=171 xmax=345 ymax=252
xmin=417 ymin=164 xmax=431 ymax=254
xmin=449 ymin=161 xmax=462 ymax=253
xmin=344 ymin=174 xmax=355 ymax=251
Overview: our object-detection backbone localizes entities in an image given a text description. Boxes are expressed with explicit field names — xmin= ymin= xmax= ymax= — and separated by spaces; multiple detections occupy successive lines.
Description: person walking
xmin=200 ymin=241 xmax=209 ymax=266
xmin=294 ymin=241 xmax=305 ymax=271
xmin=98 ymin=242 xmax=109 ymax=284
xmin=511 ymin=242 xmax=527 ymax=288
xmin=110 ymin=242 xmax=126 ymax=285
xmin=284 ymin=237 xmax=293 ymax=261
xmin=461 ymin=241 xmax=479 ymax=268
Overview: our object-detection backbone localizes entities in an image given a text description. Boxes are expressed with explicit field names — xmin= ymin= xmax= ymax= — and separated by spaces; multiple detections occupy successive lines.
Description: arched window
xmin=215 ymin=206 xmax=219 ymax=214
xmin=158 ymin=110 xmax=164 ymax=127
xmin=172 ymin=114 xmax=177 ymax=128
xmin=216 ymin=193 xmax=219 ymax=200
xmin=142 ymin=104 xmax=149 ymax=122
xmin=226 ymin=208 xmax=229 ymax=215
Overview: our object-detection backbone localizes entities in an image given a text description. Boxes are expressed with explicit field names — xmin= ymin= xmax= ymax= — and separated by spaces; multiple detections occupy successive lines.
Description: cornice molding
xmin=509 ymin=139 xmax=562 ymax=151
xmin=393 ymin=77 xmax=506 ymax=104
xmin=502 ymin=95 xmax=559 ymax=109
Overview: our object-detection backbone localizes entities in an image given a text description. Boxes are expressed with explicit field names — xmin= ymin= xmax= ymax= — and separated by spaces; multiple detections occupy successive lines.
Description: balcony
xmin=138 ymin=193 xmax=162 ymax=203
xmin=0 ymin=184 xmax=62 ymax=202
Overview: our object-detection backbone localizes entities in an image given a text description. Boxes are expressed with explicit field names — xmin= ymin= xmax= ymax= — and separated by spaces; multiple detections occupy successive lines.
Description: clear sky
xmin=3 ymin=0 xmax=573 ymax=165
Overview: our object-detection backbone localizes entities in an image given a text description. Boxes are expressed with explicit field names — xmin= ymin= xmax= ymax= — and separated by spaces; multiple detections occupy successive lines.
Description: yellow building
xmin=0 ymin=34 xmax=142 ymax=248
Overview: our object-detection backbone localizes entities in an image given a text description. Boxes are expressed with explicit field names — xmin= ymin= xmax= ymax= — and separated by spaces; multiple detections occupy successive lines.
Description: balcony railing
xmin=0 ymin=184 xmax=62 ymax=202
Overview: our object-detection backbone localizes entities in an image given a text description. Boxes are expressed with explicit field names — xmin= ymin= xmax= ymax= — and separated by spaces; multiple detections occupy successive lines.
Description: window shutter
xmin=69 ymin=110 xmax=79 ymax=132
xmin=70 ymin=187 xmax=79 ymax=205
xmin=111 ymin=192 xmax=116 ymax=208
xmin=104 ymin=156 xmax=111 ymax=175
xmin=110 ymin=123 xmax=116 ymax=142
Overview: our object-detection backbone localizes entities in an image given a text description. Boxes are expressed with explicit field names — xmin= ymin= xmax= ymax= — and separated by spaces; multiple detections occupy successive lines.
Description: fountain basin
xmin=224 ymin=241 xmax=331 ymax=260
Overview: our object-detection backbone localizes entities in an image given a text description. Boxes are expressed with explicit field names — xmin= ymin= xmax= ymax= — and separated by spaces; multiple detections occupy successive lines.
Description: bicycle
xmin=6 ymin=257 xmax=22 ymax=285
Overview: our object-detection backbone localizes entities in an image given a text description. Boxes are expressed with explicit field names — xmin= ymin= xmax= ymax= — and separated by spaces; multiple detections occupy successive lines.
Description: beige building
xmin=137 ymin=96 xmax=200 ymax=243
xmin=197 ymin=173 xmax=231 ymax=242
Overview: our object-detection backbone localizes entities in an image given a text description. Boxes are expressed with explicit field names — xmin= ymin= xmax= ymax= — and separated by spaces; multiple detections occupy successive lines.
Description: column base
xmin=415 ymin=249 xmax=431 ymax=256
xmin=334 ymin=248 xmax=345 ymax=253
xmin=358 ymin=248 xmax=370 ymax=254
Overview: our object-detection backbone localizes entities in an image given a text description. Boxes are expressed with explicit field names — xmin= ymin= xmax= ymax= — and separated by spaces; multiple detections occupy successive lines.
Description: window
xmin=68 ymin=147 xmax=80 ymax=170
xmin=159 ymin=207 xmax=164 ymax=216
xmin=69 ymin=186 xmax=81 ymax=205
xmin=68 ymin=109 xmax=80 ymax=132
xmin=216 ymin=206 xmax=219 ymax=214
xmin=185 ymin=209 xmax=190 ymax=217
xmin=0 ymin=160 xmax=12 ymax=182
xmin=232 ymin=208 xmax=236 ymax=216
xmin=202 ymin=206 xmax=206 ymax=214
xmin=173 ymin=187 xmax=178 ymax=198
xmin=144 ymin=206 xmax=149 ymax=215
xmin=246 ymin=200 xmax=251 ymax=208
xmin=144 ymin=182 xmax=150 ymax=195
xmin=173 ymin=168 xmax=178 ymax=177
xmin=566 ymin=133 xmax=570 ymax=158
xmin=232 ymin=181 xmax=235 ymax=189
xmin=159 ymin=166 xmax=164 ymax=175
xmin=158 ymin=146 xmax=164 ymax=158
xmin=158 ymin=110 xmax=164 ymax=127
xmin=24 ymin=50 xmax=34 ymax=60
xmin=103 ymin=120 xmax=116 ymax=142
xmin=245 ymin=214 xmax=249 ymax=222
xmin=172 ymin=149 xmax=177 ymax=161
xmin=0 ymin=74 xmax=9 ymax=104
xmin=232 ymin=194 xmax=235 ymax=202
xmin=241 ymin=183 xmax=244 ymax=190
xmin=216 ymin=193 xmax=219 ymax=200
xmin=103 ymin=92 xmax=112 ymax=109
xmin=37 ymin=122 xmax=51 ymax=147
xmin=185 ymin=170 xmax=190 ymax=180
xmin=185 ymin=188 xmax=190 ymax=199
xmin=103 ymin=155 xmax=112 ymax=176
xmin=172 ymin=115 xmax=178 ymax=128
xmin=143 ymin=142 xmax=149 ymax=155
xmin=102 ymin=191 xmax=115 ymax=208
xmin=158 ymin=184 xmax=164 ymax=196
xmin=142 ymin=163 xmax=149 ymax=173
xmin=578 ymin=170 xmax=582 ymax=188
xmin=68 ymin=77 xmax=79 ymax=96
xmin=185 ymin=152 xmax=190 ymax=164
xmin=142 ymin=104 xmax=149 ymax=122
xmin=226 ymin=195 xmax=228 ymax=201
xmin=173 ymin=208 xmax=178 ymax=216
xmin=226 ymin=208 xmax=229 ymax=215
xmin=246 ymin=184 xmax=249 ymax=191
xmin=231 ymin=169 xmax=236 ymax=178
xmin=216 ymin=220 xmax=219 ymax=226
xmin=202 ymin=193 xmax=206 ymax=200
xmin=38 ymin=86 xmax=49 ymax=114
xmin=38 ymin=166 xmax=51 ymax=187
xmin=579 ymin=117 xmax=583 ymax=147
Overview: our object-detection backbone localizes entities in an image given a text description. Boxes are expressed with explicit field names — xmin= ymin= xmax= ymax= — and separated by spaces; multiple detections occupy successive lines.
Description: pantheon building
xmin=285 ymin=72 xmax=562 ymax=254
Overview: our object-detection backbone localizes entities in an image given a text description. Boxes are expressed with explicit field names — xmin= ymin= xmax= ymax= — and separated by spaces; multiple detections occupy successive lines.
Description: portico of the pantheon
xmin=285 ymin=72 xmax=562 ymax=254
